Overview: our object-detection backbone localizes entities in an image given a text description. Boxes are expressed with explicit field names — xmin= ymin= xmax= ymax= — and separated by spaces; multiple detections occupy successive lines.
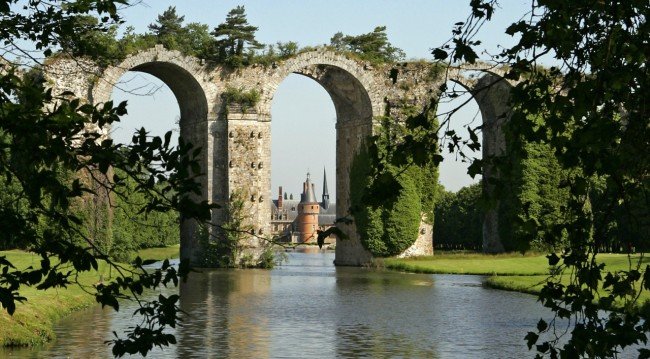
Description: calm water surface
xmin=6 ymin=251 xmax=630 ymax=358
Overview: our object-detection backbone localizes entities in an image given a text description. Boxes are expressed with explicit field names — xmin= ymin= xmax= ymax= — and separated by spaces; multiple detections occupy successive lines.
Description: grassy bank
xmin=136 ymin=244 xmax=180 ymax=262
xmin=0 ymin=246 xmax=180 ymax=347
xmin=384 ymin=252 xmax=552 ymax=275
xmin=386 ymin=253 xmax=650 ymax=311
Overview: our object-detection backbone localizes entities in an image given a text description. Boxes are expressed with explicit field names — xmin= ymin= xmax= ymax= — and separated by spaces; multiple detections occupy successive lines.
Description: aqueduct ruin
xmin=44 ymin=45 xmax=512 ymax=266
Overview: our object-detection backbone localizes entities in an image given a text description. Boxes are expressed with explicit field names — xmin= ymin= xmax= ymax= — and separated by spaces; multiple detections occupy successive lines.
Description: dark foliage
xmin=210 ymin=5 xmax=263 ymax=67
xmin=330 ymin=26 xmax=405 ymax=64
xmin=350 ymin=112 xmax=439 ymax=257
xmin=433 ymin=184 xmax=483 ymax=250
xmin=432 ymin=1 xmax=650 ymax=357
xmin=0 ymin=1 xmax=217 ymax=356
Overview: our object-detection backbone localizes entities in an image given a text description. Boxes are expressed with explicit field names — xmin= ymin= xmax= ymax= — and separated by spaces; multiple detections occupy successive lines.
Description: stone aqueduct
xmin=45 ymin=45 xmax=512 ymax=266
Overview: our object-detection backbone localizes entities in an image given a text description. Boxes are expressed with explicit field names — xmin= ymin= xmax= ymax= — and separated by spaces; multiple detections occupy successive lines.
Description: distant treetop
xmin=53 ymin=6 xmax=406 ymax=68
xmin=329 ymin=26 xmax=405 ymax=64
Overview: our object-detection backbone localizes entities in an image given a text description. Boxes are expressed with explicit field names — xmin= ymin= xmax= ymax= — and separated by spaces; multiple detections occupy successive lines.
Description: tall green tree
xmin=58 ymin=15 xmax=122 ymax=64
xmin=497 ymin=118 xmax=570 ymax=252
xmin=0 ymin=1 xmax=215 ymax=356
xmin=434 ymin=184 xmax=483 ymax=250
xmin=350 ymin=113 xmax=439 ymax=257
xmin=430 ymin=1 xmax=649 ymax=357
xmin=111 ymin=168 xmax=179 ymax=263
xmin=148 ymin=6 xmax=186 ymax=51
xmin=211 ymin=5 xmax=263 ymax=67
xmin=182 ymin=22 xmax=213 ymax=58
xmin=329 ymin=26 xmax=405 ymax=64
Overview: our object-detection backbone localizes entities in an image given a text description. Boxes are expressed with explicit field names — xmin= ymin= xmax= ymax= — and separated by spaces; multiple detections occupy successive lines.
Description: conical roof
xmin=303 ymin=173 xmax=318 ymax=203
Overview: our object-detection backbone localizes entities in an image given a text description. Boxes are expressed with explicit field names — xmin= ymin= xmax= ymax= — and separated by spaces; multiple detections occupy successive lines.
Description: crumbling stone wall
xmin=42 ymin=46 xmax=511 ymax=266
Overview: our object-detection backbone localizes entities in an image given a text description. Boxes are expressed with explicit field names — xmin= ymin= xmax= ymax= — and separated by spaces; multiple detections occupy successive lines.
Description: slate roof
xmin=270 ymin=199 xmax=300 ymax=222
xmin=270 ymin=198 xmax=336 ymax=225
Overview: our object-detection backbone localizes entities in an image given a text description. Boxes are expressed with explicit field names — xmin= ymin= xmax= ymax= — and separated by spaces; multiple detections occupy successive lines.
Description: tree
xmin=496 ymin=118 xmax=570 ymax=253
xmin=434 ymin=184 xmax=483 ymax=250
xmin=148 ymin=6 xmax=185 ymax=51
xmin=329 ymin=26 xmax=405 ymax=64
xmin=276 ymin=41 xmax=299 ymax=58
xmin=111 ymin=168 xmax=180 ymax=263
xmin=118 ymin=25 xmax=157 ymax=57
xmin=182 ymin=22 xmax=213 ymax=59
xmin=0 ymin=1 xmax=215 ymax=356
xmin=58 ymin=15 xmax=122 ymax=64
xmin=430 ymin=1 xmax=649 ymax=357
xmin=211 ymin=5 xmax=263 ymax=67
xmin=350 ymin=113 xmax=439 ymax=257
xmin=147 ymin=7 xmax=213 ymax=59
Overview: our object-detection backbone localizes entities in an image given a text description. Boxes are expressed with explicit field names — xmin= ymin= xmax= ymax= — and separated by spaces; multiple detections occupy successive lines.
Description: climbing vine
xmin=350 ymin=113 xmax=439 ymax=257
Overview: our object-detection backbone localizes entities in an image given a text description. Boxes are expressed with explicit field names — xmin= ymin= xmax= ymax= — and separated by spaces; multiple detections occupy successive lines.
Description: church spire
xmin=322 ymin=167 xmax=330 ymax=210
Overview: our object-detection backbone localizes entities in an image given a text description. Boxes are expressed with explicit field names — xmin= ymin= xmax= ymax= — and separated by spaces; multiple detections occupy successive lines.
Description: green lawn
xmin=385 ymin=253 xmax=649 ymax=275
xmin=0 ymin=246 xmax=180 ymax=347
xmin=386 ymin=252 xmax=650 ymax=312
xmin=136 ymin=244 xmax=180 ymax=262
xmin=384 ymin=252 xmax=553 ymax=275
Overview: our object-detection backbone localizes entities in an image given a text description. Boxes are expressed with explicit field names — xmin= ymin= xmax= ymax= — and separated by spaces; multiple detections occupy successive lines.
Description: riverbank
xmin=385 ymin=253 xmax=650 ymax=313
xmin=0 ymin=245 xmax=180 ymax=347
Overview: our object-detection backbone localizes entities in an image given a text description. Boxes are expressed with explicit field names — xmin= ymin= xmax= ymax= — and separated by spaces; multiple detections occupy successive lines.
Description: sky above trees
xmin=110 ymin=1 xmax=531 ymax=196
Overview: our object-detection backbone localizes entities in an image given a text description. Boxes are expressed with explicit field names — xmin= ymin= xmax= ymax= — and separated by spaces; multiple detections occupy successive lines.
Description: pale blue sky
xmin=110 ymin=1 xmax=531 ymax=197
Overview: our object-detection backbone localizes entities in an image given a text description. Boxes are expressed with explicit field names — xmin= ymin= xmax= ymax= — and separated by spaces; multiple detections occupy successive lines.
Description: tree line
xmin=1 ymin=1 xmax=647 ymax=357
xmin=59 ymin=5 xmax=406 ymax=67
xmin=433 ymin=118 xmax=648 ymax=254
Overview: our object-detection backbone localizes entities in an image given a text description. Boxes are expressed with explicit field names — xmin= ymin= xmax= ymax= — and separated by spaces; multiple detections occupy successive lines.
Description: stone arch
xmin=91 ymin=46 xmax=217 ymax=263
xmin=258 ymin=50 xmax=382 ymax=265
xmin=439 ymin=66 xmax=513 ymax=253
xmin=92 ymin=45 xmax=216 ymax=122
xmin=258 ymin=50 xmax=383 ymax=120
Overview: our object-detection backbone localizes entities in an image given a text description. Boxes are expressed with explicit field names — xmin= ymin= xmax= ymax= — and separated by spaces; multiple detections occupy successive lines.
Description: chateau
xmin=270 ymin=170 xmax=336 ymax=244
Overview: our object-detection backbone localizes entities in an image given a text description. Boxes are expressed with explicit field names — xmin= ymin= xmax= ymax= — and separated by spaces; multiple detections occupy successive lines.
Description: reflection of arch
xmin=438 ymin=67 xmax=513 ymax=253
xmin=92 ymin=46 xmax=215 ymax=262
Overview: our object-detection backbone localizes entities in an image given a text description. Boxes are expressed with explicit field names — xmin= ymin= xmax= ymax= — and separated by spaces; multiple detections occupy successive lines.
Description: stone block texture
xmin=43 ymin=47 xmax=511 ymax=266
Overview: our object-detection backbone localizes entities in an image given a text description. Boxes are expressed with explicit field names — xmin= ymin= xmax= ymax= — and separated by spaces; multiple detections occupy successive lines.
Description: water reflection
xmin=6 ymin=251 xmax=596 ymax=358
xmin=177 ymin=269 xmax=271 ymax=358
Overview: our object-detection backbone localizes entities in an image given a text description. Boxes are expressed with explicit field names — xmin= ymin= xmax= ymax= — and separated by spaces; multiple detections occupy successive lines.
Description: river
xmin=5 ymin=251 xmax=634 ymax=358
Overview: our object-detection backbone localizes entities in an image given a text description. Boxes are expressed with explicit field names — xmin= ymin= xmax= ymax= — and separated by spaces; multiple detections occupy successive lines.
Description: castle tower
xmin=321 ymin=167 xmax=330 ymax=210
xmin=297 ymin=173 xmax=320 ymax=243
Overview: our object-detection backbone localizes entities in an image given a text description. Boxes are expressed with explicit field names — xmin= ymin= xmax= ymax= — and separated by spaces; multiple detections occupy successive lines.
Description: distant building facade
xmin=270 ymin=169 xmax=336 ymax=244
